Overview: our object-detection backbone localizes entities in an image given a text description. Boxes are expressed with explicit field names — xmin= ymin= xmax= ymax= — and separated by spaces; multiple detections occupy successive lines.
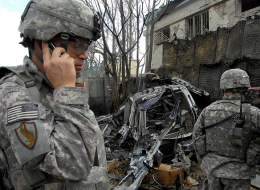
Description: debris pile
xmin=97 ymin=76 xmax=210 ymax=189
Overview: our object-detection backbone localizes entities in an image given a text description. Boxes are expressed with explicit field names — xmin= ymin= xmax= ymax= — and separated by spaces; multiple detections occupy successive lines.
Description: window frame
xmin=236 ymin=0 xmax=260 ymax=15
xmin=154 ymin=27 xmax=170 ymax=45
xmin=187 ymin=10 xmax=209 ymax=38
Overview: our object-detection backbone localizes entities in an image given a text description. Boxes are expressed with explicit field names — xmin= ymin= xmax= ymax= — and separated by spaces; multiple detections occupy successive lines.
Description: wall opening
xmin=154 ymin=27 xmax=170 ymax=45
xmin=242 ymin=0 xmax=260 ymax=12
xmin=187 ymin=10 xmax=209 ymax=38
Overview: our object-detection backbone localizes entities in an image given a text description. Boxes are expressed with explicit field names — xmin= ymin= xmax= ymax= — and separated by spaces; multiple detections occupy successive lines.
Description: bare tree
xmin=82 ymin=42 xmax=105 ymax=78
xmin=85 ymin=0 xmax=147 ymax=109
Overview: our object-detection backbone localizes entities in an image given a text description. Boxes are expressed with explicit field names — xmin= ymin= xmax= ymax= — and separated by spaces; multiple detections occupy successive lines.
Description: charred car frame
xmin=97 ymin=77 xmax=210 ymax=189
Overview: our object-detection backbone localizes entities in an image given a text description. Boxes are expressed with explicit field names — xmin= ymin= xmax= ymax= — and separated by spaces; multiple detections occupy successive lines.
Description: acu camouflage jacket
xmin=193 ymin=94 xmax=260 ymax=180
xmin=0 ymin=56 xmax=109 ymax=190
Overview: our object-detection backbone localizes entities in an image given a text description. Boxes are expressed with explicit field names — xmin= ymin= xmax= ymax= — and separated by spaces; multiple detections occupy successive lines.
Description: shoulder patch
xmin=8 ymin=119 xmax=51 ymax=164
xmin=15 ymin=121 xmax=37 ymax=149
xmin=7 ymin=104 xmax=39 ymax=124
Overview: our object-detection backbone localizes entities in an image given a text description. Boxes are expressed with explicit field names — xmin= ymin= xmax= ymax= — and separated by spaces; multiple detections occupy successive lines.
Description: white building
xmin=144 ymin=0 xmax=260 ymax=69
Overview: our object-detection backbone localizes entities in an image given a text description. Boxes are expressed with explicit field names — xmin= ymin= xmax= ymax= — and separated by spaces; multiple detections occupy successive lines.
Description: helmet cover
xmin=220 ymin=68 xmax=251 ymax=90
xmin=18 ymin=0 xmax=101 ymax=41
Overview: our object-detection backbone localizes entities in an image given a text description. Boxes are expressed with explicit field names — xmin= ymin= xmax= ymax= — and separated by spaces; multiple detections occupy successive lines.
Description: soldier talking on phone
xmin=0 ymin=0 xmax=109 ymax=189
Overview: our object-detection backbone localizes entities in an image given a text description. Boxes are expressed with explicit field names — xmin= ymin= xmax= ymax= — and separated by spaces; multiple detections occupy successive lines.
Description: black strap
xmin=202 ymin=113 xmax=237 ymax=129
xmin=60 ymin=34 xmax=69 ymax=51
xmin=0 ymin=67 xmax=42 ymax=102
xmin=93 ymin=148 xmax=99 ymax=167
xmin=20 ymin=72 xmax=42 ymax=102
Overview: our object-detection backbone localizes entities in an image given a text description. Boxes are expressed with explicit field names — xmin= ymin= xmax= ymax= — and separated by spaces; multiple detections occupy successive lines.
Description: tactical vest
xmin=204 ymin=100 xmax=254 ymax=160
xmin=0 ymin=66 xmax=109 ymax=190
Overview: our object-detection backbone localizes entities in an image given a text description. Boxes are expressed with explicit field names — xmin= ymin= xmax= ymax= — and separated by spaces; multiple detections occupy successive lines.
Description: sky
xmin=0 ymin=0 xmax=29 ymax=66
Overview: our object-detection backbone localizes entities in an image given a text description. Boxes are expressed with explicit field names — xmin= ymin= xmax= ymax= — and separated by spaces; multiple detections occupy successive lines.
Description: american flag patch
xmin=7 ymin=104 xmax=39 ymax=124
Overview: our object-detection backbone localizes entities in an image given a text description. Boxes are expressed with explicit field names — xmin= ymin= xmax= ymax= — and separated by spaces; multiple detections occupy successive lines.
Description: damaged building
xmin=88 ymin=0 xmax=260 ymax=189
xmin=144 ymin=0 xmax=260 ymax=108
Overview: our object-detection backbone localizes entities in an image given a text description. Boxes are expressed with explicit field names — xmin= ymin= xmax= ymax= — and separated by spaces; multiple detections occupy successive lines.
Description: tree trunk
xmin=145 ymin=0 xmax=156 ymax=73
xmin=119 ymin=0 xmax=127 ymax=100
xmin=136 ymin=0 xmax=140 ymax=91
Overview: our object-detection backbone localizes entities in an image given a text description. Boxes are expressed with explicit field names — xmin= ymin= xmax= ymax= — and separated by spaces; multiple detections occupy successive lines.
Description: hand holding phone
xmin=38 ymin=41 xmax=56 ymax=55
xmin=248 ymin=87 xmax=260 ymax=92
xmin=248 ymin=87 xmax=260 ymax=100
xmin=41 ymin=41 xmax=76 ymax=88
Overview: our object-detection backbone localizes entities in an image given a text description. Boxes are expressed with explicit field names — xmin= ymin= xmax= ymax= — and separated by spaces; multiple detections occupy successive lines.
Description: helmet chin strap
xmin=20 ymin=36 xmax=44 ymax=63
xmin=31 ymin=49 xmax=44 ymax=63
xmin=60 ymin=34 xmax=69 ymax=51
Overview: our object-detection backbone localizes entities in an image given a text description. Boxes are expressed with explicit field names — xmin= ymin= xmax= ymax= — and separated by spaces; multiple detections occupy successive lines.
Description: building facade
xmin=144 ymin=0 xmax=260 ymax=69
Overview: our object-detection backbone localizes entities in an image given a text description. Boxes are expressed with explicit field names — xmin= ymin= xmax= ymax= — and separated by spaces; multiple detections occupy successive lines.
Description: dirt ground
xmin=108 ymin=158 xmax=260 ymax=190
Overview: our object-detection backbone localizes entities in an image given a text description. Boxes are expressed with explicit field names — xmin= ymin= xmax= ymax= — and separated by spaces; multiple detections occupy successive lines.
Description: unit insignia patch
xmin=15 ymin=121 xmax=37 ymax=149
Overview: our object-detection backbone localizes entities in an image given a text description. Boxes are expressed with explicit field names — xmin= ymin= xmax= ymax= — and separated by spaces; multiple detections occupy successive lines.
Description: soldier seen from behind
xmin=0 ymin=0 xmax=109 ymax=189
xmin=193 ymin=68 xmax=260 ymax=190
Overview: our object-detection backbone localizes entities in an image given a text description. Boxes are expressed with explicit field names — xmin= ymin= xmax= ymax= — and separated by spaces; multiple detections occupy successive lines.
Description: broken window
xmin=241 ymin=0 xmax=260 ymax=12
xmin=154 ymin=27 xmax=170 ymax=45
xmin=187 ymin=10 xmax=209 ymax=38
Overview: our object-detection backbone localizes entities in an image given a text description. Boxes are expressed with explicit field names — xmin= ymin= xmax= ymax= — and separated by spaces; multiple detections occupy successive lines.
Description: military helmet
xmin=220 ymin=68 xmax=251 ymax=90
xmin=18 ymin=0 xmax=101 ymax=42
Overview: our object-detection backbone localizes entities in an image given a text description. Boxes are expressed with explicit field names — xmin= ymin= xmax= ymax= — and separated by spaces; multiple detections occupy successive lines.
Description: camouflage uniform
xmin=0 ymin=0 xmax=109 ymax=189
xmin=0 ymin=57 xmax=109 ymax=190
xmin=193 ymin=69 xmax=260 ymax=190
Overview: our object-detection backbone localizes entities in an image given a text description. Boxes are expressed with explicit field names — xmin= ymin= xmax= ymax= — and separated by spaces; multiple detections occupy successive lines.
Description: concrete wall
xmin=85 ymin=78 xmax=113 ymax=116
xmin=151 ymin=44 xmax=163 ymax=69
xmin=209 ymin=0 xmax=260 ymax=30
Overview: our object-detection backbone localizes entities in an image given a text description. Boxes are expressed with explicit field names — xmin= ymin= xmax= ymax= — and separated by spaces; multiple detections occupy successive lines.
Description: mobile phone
xmin=48 ymin=41 xmax=55 ymax=55
xmin=38 ymin=41 xmax=56 ymax=55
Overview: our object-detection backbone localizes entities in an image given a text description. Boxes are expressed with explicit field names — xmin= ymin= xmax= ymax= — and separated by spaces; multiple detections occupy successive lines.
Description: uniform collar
xmin=222 ymin=93 xmax=245 ymax=101
xmin=23 ymin=56 xmax=54 ymax=91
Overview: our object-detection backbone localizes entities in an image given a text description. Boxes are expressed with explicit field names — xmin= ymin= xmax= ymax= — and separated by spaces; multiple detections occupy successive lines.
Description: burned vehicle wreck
xmin=97 ymin=78 xmax=209 ymax=189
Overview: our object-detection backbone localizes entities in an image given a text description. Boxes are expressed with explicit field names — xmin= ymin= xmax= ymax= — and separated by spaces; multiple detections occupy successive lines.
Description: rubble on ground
xmin=98 ymin=74 xmax=260 ymax=189
xmin=97 ymin=74 xmax=210 ymax=189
